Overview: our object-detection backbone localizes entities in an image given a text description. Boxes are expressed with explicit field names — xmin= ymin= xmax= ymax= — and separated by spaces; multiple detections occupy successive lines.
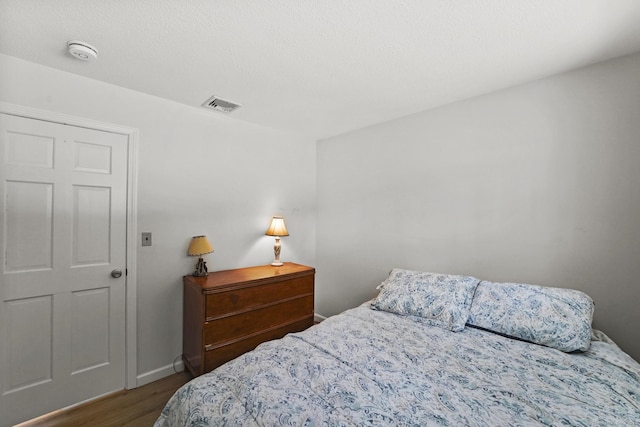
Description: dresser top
xmin=184 ymin=262 xmax=315 ymax=291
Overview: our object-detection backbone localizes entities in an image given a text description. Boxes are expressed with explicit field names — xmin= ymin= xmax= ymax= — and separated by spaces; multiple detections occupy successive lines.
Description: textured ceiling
xmin=2 ymin=1 xmax=640 ymax=139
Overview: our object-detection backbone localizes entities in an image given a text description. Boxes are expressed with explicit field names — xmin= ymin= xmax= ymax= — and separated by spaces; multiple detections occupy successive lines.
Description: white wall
xmin=3 ymin=46 xmax=639 ymax=379
xmin=0 ymin=54 xmax=316 ymax=381
xmin=317 ymin=52 xmax=640 ymax=362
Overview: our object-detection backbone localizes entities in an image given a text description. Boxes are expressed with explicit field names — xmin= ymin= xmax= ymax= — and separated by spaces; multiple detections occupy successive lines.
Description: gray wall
xmin=317 ymin=52 xmax=640 ymax=361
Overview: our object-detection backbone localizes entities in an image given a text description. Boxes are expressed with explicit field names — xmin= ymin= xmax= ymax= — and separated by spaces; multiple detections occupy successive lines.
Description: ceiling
xmin=2 ymin=1 xmax=640 ymax=140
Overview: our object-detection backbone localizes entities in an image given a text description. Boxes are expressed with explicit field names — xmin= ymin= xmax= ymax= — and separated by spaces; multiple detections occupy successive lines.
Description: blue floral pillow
xmin=467 ymin=281 xmax=594 ymax=352
xmin=371 ymin=269 xmax=480 ymax=332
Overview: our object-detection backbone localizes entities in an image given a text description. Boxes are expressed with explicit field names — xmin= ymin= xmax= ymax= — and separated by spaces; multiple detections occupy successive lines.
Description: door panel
xmin=5 ymin=181 xmax=54 ymax=271
xmin=72 ymin=140 xmax=112 ymax=174
xmin=0 ymin=113 xmax=128 ymax=426
xmin=4 ymin=130 xmax=54 ymax=168
xmin=4 ymin=296 xmax=53 ymax=393
xmin=72 ymin=185 xmax=111 ymax=266
xmin=70 ymin=287 xmax=110 ymax=374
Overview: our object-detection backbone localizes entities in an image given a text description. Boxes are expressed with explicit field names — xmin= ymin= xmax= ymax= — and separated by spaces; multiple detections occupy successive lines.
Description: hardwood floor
xmin=16 ymin=372 xmax=192 ymax=427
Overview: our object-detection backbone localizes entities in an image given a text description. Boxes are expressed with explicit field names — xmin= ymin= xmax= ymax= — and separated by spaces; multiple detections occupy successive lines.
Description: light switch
xmin=142 ymin=232 xmax=152 ymax=246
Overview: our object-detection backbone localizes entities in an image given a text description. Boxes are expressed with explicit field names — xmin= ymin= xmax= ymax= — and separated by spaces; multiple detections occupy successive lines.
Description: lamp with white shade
xmin=265 ymin=216 xmax=289 ymax=266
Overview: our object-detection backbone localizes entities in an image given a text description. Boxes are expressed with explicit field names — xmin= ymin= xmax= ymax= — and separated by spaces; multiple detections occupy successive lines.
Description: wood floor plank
xmin=16 ymin=371 xmax=192 ymax=427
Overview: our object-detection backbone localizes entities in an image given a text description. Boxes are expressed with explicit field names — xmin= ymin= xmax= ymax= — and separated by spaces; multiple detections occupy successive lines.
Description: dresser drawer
xmin=205 ymin=276 xmax=313 ymax=320
xmin=204 ymin=295 xmax=313 ymax=345
xmin=204 ymin=318 xmax=313 ymax=371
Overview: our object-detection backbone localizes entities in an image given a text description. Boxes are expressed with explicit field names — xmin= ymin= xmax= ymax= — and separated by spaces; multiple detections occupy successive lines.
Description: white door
xmin=0 ymin=114 xmax=128 ymax=426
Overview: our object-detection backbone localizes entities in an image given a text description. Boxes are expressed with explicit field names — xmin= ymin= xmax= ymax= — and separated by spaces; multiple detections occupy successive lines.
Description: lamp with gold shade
xmin=265 ymin=216 xmax=289 ymax=266
xmin=187 ymin=235 xmax=214 ymax=276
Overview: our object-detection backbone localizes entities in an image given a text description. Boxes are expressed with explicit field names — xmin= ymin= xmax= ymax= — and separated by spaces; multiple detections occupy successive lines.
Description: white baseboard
xmin=136 ymin=359 xmax=184 ymax=388
xmin=314 ymin=312 xmax=327 ymax=322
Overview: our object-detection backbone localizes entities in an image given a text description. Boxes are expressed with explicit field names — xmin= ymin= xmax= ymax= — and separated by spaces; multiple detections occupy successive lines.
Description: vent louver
xmin=201 ymin=96 xmax=242 ymax=113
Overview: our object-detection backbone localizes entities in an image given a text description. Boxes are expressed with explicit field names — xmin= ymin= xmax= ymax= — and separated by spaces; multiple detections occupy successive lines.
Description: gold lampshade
xmin=188 ymin=235 xmax=213 ymax=277
xmin=188 ymin=235 xmax=214 ymax=256
xmin=265 ymin=216 xmax=289 ymax=237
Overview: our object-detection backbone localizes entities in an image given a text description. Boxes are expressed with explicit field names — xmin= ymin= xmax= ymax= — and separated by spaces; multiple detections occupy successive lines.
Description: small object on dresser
xmin=265 ymin=216 xmax=289 ymax=266
xmin=187 ymin=235 xmax=214 ymax=276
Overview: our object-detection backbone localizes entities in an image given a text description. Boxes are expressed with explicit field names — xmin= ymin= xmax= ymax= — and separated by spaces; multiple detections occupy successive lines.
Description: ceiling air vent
xmin=201 ymin=95 xmax=242 ymax=113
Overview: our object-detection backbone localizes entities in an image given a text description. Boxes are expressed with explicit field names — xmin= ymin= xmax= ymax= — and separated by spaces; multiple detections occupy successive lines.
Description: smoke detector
xmin=201 ymin=95 xmax=242 ymax=113
xmin=67 ymin=40 xmax=98 ymax=61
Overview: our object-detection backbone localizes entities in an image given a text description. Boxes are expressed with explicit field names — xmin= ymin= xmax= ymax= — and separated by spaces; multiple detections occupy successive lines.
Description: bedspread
xmin=155 ymin=305 xmax=640 ymax=426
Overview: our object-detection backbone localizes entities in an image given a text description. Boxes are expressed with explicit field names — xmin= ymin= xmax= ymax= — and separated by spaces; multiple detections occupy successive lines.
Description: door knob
xmin=111 ymin=269 xmax=123 ymax=278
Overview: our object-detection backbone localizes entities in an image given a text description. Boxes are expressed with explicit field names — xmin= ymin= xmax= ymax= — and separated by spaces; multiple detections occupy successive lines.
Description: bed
xmin=155 ymin=269 xmax=640 ymax=426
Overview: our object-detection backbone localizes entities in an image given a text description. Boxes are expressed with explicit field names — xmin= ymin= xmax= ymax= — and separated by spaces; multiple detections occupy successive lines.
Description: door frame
xmin=0 ymin=101 xmax=139 ymax=390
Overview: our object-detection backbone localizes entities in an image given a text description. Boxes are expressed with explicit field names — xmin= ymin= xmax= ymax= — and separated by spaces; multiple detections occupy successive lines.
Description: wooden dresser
xmin=182 ymin=262 xmax=315 ymax=377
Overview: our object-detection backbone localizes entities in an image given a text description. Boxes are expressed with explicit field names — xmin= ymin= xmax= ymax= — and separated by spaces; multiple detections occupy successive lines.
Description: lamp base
xmin=193 ymin=257 xmax=208 ymax=276
xmin=270 ymin=236 xmax=284 ymax=267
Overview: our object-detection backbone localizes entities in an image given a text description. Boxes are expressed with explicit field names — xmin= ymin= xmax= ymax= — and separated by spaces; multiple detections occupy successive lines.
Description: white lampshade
xmin=265 ymin=216 xmax=289 ymax=237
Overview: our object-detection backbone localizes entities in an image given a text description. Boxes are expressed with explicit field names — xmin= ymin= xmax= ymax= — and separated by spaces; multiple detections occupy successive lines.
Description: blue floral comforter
xmin=155 ymin=306 xmax=640 ymax=426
